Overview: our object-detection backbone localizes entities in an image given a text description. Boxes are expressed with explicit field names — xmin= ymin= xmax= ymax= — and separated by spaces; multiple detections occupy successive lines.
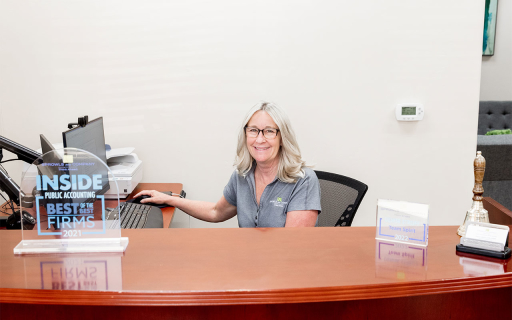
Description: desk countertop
xmin=1 ymin=226 xmax=511 ymax=306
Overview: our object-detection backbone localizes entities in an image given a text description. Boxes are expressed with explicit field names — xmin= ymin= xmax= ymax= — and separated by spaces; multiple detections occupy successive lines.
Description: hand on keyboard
xmin=132 ymin=190 xmax=174 ymax=206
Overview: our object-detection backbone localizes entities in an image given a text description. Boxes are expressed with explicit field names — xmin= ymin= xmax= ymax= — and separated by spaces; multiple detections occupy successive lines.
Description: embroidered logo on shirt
xmin=270 ymin=197 xmax=287 ymax=208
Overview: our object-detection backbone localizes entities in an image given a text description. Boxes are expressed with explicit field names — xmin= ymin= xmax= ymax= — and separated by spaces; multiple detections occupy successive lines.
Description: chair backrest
xmin=315 ymin=171 xmax=368 ymax=227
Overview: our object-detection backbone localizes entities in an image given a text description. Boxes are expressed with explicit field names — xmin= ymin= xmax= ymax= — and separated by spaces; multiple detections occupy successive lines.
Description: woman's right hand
xmin=132 ymin=190 xmax=174 ymax=205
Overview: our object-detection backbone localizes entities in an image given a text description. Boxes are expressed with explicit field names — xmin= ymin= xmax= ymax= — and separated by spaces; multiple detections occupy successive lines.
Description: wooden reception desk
xmin=1 ymin=226 xmax=511 ymax=319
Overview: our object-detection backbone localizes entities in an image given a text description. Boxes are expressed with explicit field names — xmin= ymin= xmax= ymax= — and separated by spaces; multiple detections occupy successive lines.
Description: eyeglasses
xmin=245 ymin=126 xmax=280 ymax=139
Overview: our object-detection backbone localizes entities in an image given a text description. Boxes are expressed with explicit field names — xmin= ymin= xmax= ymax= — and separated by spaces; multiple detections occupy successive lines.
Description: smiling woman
xmin=134 ymin=102 xmax=321 ymax=228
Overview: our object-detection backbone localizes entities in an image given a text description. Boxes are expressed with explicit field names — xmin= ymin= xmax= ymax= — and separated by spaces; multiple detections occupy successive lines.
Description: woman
xmin=133 ymin=102 xmax=321 ymax=227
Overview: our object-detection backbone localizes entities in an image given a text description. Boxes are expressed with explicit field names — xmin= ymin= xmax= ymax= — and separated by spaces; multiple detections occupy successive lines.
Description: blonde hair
xmin=235 ymin=102 xmax=307 ymax=183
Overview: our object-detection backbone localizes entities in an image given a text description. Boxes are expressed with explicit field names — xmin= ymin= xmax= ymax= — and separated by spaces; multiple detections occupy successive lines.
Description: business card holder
xmin=456 ymin=222 xmax=510 ymax=260
xmin=456 ymin=244 xmax=511 ymax=259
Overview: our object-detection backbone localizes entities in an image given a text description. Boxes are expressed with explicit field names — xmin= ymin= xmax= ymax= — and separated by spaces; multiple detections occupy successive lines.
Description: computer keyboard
xmin=106 ymin=202 xmax=163 ymax=229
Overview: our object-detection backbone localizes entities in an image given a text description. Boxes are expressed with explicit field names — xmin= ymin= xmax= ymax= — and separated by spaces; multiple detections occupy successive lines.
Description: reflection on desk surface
xmin=22 ymin=253 xmax=122 ymax=291
xmin=459 ymin=256 xmax=506 ymax=277
xmin=375 ymin=240 xmax=427 ymax=281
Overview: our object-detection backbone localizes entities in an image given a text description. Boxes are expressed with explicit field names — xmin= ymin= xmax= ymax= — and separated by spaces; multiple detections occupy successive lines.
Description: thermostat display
xmin=402 ymin=107 xmax=416 ymax=115
xmin=396 ymin=104 xmax=424 ymax=121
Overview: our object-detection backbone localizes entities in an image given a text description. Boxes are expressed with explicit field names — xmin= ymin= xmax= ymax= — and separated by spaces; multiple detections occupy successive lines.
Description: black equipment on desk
xmin=106 ymin=202 xmax=163 ymax=229
xmin=0 ymin=135 xmax=41 ymax=206
xmin=67 ymin=115 xmax=89 ymax=129
xmin=6 ymin=209 xmax=36 ymax=230
xmin=62 ymin=116 xmax=110 ymax=196
xmin=0 ymin=135 xmax=41 ymax=164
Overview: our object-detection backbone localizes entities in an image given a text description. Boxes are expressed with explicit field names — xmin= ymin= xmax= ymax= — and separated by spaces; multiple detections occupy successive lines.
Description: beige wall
xmin=0 ymin=0 xmax=484 ymax=227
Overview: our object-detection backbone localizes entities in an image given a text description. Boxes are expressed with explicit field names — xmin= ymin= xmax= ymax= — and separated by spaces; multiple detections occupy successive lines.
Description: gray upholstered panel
xmin=476 ymin=101 xmax=512 ymax=211
xmin=478 ymin=101 xmax=512 ymax=135
xmin=477 ymin=135 xmax=512 ymax=181
xmin=483 ymin=180 xmax=512 ymax=211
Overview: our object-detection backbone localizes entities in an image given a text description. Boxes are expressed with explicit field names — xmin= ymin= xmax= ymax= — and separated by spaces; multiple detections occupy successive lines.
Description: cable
xmin=0 ymin=190 xmax=8 ymax=203
xmin=0 ymin=163 xmax=8 ymax=173
xmin=0 ymin=163 xmax=16 ymax=215
xmin=0 ymin=191 xmax=12 ymax=214
xmin=0 ymin=159 xmax=20 ymax=164
xmin=0 ymin=163 xmax=45 ymax=222
xmin=0 ymin=196 xmax=15 ymax=215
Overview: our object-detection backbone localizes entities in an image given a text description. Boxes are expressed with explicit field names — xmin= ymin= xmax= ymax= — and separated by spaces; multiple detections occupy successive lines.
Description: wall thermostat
xmin=396 ymin=104 xmax=424 ymax=121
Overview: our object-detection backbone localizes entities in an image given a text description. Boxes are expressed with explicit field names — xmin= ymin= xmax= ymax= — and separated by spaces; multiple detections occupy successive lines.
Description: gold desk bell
xmin=457 ymin=151 xmax=489 ymax=237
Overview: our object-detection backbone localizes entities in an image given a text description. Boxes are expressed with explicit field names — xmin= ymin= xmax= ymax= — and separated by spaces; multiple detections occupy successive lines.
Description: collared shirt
xmin=223 ymin=167 xmax=321 ymax=228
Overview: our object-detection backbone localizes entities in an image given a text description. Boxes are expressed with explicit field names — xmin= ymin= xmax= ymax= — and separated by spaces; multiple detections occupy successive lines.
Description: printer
xmin=105 ymin=149 xmax=143 ymax=199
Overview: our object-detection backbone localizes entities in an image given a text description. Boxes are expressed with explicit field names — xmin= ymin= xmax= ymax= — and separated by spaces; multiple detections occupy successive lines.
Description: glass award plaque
xmin=14 ymin=148 xmax=128 ymax=254
xmin=376 ymin=199 xmax=429 ymax=247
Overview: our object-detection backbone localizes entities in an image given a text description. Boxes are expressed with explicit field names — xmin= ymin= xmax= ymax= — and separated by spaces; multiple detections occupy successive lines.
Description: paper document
xmin=465 ymin=224 xmax=509 ymax=245
xmin=377 ymin=199 xmax=429 ymax=219
xmin=106 ymin=147 xmax=135 ymax=160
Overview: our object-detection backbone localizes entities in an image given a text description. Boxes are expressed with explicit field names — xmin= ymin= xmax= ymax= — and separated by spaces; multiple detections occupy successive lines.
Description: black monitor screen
xmin=63 ymin=118 xmax=107 ymax=165
xmin=62 ymin=117 xmax=110 ymax=195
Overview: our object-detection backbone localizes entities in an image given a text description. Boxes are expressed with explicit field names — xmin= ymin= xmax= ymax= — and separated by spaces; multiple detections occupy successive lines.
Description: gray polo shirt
xmin=223 ymin=167 xmax=321 ymax=228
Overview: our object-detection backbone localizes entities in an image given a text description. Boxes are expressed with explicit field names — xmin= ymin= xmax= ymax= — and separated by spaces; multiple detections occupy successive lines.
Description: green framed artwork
xmin=483 ymin=0 xmax=498 ymax=56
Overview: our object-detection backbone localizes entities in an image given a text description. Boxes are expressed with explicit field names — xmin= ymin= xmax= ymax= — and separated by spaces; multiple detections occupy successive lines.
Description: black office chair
xmin=315 ymin=171 xmax=368 ymax=227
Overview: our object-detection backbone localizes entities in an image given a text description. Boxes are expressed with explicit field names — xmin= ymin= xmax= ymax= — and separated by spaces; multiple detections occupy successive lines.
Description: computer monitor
xmin=40 ymin=134 xmax=62 ymax=163
xmin=62 ymin=117 xmax=108 ymax=164
xmin=62 ymin=117 xmax=110 ymax=195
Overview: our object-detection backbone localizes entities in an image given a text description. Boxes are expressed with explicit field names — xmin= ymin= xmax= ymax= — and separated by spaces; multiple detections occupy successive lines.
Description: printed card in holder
xmin=456 ymin=222 xmax=511 ymax=259
xmin=376 ymin=199 xmax=429 ymax=247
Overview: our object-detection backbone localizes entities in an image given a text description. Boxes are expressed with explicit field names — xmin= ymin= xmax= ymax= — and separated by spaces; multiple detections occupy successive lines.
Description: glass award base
xmin=13 ymin=237 xmax=129 ymax=255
